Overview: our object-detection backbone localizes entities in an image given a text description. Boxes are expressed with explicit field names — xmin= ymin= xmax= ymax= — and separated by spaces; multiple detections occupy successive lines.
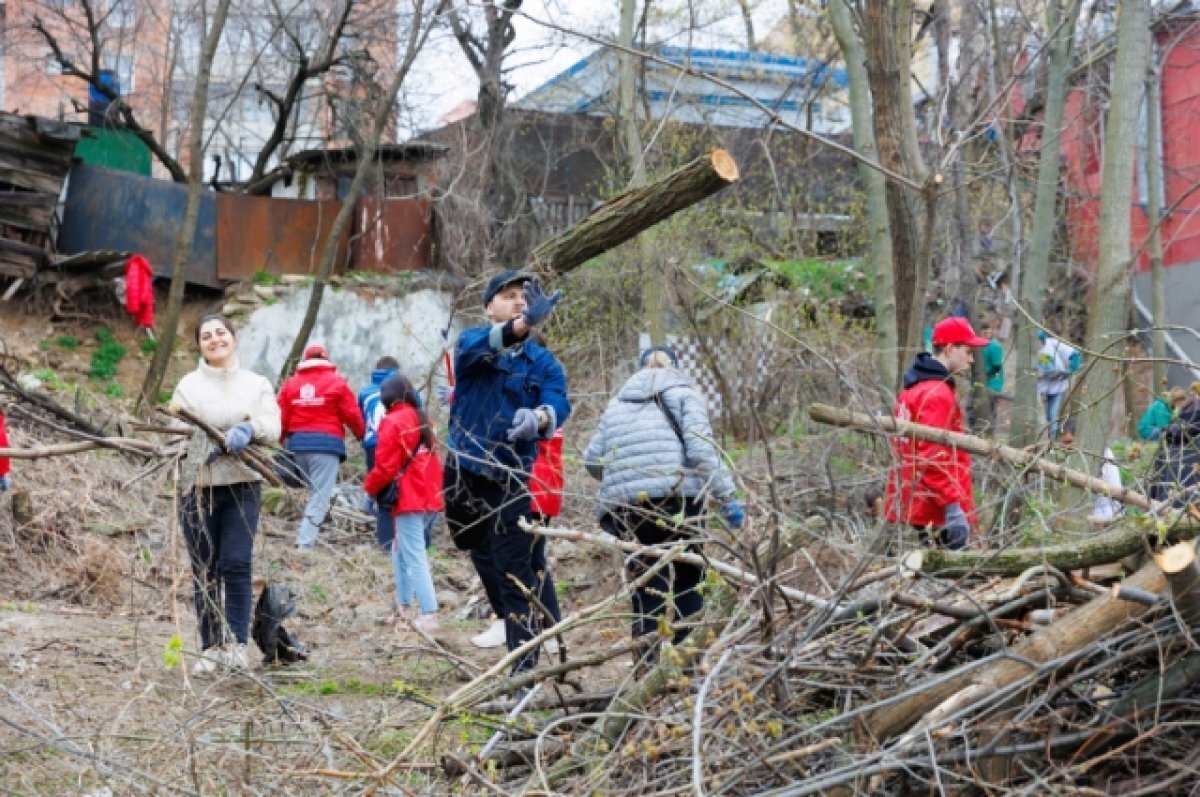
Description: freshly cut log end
xmin=1156 ymin=541 xmax=1196 ymax=575
xmin=901 ymin=550 xmax=924 ymax=578
xmin=710 ymin=148 xmax=739 ymax=182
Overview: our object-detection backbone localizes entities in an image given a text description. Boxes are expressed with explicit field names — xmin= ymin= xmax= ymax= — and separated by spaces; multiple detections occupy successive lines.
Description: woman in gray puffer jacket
xmin=584 ymin=347 xmax=744 ymax=658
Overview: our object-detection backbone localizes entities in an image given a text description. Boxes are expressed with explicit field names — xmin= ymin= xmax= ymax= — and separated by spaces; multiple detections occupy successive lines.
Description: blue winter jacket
xmin=448 ymin=321 xmax=570 ymax=482
xmin=357 ymin=367 xmax=397 ymax=451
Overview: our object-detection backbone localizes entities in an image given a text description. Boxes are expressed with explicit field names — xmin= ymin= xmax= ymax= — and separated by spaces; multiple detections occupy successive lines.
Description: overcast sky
xmin=398 ymin=0 xmax=791 ymax=136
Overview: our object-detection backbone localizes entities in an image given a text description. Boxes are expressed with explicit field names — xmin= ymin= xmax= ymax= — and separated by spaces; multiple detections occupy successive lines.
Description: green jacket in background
xmin=1138 ymin=397 xmax=1173 ymax=441
xmin=982 ymin=339 xmax=1004 ymax=393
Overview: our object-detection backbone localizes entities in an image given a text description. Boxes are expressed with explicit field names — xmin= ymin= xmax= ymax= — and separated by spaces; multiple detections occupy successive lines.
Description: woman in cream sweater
xmin=171 ymin=314 xmax=280 ymax=674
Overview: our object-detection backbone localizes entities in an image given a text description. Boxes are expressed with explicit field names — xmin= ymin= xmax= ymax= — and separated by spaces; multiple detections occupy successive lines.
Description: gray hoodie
xmin=583 ymin=368 xmax=735 ymax=518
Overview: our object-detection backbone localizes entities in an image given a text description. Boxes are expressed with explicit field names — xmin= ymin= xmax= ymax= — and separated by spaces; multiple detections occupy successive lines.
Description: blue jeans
xmin=1043 ymin=391 xmax=1066 ymax=439
xmin=294 ymin=451 xmax=340 ymax=548
xmin=393 ymin=512 xmax=438 ymax=613
xmin=180 ymin=482 xmax=260 ymax=648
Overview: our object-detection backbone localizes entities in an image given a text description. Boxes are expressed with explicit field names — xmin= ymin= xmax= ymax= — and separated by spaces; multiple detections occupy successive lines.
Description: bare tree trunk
xmin=735 ymin=0 xmax=757 ymax=50
xmin=1008 ymin=0 xmax=1083 ymax=447
xmin=827 ymin=0 xmax=897 ymax=395
xmin=1075 ymin=0 xmax=1150 ymax=463
xmin=279 ymin=3 xmax=435 ymax=379
xmin=1146 ymin=57 xmax=1167 ymax=391
xmin=137 ymin=0 xmax=232 ymax=412
xmin=861 ymin=0 xmax=932 ymax=379
xmin=618 ymin=0 xmax=662 ymax=345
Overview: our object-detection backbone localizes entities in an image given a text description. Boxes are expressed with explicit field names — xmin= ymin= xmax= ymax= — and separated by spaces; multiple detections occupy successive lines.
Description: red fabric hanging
xmin=124 ymin=254 xmax=155 ymax=329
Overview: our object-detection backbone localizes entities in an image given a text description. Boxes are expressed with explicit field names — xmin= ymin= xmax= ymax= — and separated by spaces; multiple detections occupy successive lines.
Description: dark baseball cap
xmin=483 ymin=269 xmax=530 ymax=308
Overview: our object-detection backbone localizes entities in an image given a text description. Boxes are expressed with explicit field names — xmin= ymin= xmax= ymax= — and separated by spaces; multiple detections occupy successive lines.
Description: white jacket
xmin=171 ymin=358 xmax=281 ymax=487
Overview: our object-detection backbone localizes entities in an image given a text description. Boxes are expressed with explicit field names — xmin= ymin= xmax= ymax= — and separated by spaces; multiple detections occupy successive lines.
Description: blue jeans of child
xmin=1044 ymin=391 xmax=1066 ymax=439
xmin=393 ymin=512 xmax=438 ymax=614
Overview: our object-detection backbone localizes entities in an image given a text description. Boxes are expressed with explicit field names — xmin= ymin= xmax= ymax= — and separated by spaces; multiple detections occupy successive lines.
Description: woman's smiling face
xmin=198 ymin=318 xmax=237 ymax=366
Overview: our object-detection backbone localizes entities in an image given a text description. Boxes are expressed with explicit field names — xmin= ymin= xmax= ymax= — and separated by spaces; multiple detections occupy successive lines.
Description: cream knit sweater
xmin=171 ymin=358 xmax=281 ymax=487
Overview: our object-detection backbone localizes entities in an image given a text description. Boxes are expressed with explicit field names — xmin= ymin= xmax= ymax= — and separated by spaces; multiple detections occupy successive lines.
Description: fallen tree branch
xmin=0 ymin=438 xmax=164 ymax=459
xmin=530 ymin=149 xmax=739 ymax=275
xmin=809 ymin=403 xmax=1152 ymax=510
xmin=861 ymin=558 xmax=1168 ymax=743
xmin=532 ymin=521 xmax=831 ymax=609
xmin=0 ymin=364 xmax=107 ymax=437
xmin=163 ymin=405 xmax=283 ymax=487
xmin=901 ymin=517 xmax=1200 ymax=576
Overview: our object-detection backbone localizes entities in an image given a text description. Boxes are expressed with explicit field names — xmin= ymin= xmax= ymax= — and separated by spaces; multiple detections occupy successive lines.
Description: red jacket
xmin=885 ymin=363 xmax=976 ymax=529
xmin=530 ymin=429 xmax=564 ymax=518
xmin=124 ymin=254 xmax=154 ymax=329
xmin=0 ymin=410 xmax=9 ymax=478
xmin=278 ymin=360 xmax=366 ymax=443
xmin=363 ymin=403 xmax=444 ymax=515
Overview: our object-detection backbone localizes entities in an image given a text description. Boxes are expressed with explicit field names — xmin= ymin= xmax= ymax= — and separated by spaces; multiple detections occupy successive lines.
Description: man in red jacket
xmin=278 ymin=344 xmax=366 ymax=550
xmin=885 ymin=317 xmax=989 ymax=550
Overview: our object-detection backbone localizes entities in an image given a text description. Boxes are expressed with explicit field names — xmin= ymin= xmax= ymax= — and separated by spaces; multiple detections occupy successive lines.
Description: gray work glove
xmin=506 ymin=408 xmax=541 ymax=442
xmin=0 ymin=475 xmax=9 ymax=492
xmin=223 ymin=421 xmax=255 ymax=454
xmin=942 ymin=502 xmax=970 ymax=550
xmin=719 ymin=498 xmax=746 ymax=530
xmin=521 ymin=278 xmax=563 ymax=327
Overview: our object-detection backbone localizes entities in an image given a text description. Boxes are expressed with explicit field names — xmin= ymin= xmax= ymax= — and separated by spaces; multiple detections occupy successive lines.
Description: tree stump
xmin=1156 ymin=541 xmax=1200 ymax=628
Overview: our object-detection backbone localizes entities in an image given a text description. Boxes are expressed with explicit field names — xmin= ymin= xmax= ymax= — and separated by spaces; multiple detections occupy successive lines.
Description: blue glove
xmin=223 ymin=421 xmax=255 ymax=454
xmin=0 ymin=475 xmax=9 ymax=492
xmin=719 ymin=498 xmax=745 ymax=529
xmin=436 ymin=384 xmax=454 ymax=406
xmin=506 ymin=408 xmax=541 ymax=442
xmin=521 ymin=277 xmax=563 ymax=327
xmin=942 ymin=502 xmax=970 ymax=550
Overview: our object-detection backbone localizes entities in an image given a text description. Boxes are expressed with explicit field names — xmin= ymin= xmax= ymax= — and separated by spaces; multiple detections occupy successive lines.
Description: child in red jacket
xmin=363 ymin=374 xmax=443 ymax=632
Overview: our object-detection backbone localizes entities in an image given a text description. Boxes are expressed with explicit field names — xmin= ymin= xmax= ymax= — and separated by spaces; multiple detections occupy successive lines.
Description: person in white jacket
xmin=171 ymin=314 xmax=281 ymax=675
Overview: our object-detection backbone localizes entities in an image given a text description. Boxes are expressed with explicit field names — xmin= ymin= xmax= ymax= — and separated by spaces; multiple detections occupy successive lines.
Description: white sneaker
xmin=471 ymin=619 xmax=507 ymax=648
xmin=413 ymin=614 xmax=440 ymax=632
xmin=192 ymin=647 xmax=222 ymax=677
xmin=223 ymin=643 xmax=251 ymax=671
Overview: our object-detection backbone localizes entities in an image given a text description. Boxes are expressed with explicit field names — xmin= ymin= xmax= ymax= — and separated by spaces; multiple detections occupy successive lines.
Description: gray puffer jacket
xmin=583 ymin=368 xmax=735 ymax=518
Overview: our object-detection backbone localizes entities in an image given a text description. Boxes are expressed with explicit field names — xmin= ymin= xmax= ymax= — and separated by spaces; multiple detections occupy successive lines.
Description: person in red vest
xmin=278 ymin=344 xmax=365 ymax=551
xmin=885 ymin=317 xmax=989 ymax=550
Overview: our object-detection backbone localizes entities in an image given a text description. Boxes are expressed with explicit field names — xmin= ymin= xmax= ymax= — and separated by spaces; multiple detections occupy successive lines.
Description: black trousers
xmin=445 ymin=460 xmax=546 ymax=673
xmin=474 ymin=512 xmax=562 ymax=635
xmin=601 ymin=496 xmax=706 ymax=644
xmin=180 ymin=482 xmax=260 ymax=649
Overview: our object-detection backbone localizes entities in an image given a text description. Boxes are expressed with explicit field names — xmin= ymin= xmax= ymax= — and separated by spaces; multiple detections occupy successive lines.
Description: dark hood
xmin=902 ymin=352 xmax=954 ymax=389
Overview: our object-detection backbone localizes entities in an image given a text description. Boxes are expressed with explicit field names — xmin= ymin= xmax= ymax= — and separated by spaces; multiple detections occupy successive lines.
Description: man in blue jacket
xmin=444 ymin=269 xmax=570 ymax=675
xmin=358 ymin=356 xmax=399 ymax=551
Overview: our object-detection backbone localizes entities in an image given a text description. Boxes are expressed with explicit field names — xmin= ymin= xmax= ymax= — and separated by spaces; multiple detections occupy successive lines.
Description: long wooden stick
xmin=530 ymin=149 xmax=739 ymax=275
xmin=809 ymin=403 xmax=1152 ymax=510
xmin=164 ymin=405 xmax=283 ymax=487
xmin=0 ymin=439 xmax=163 ymax=459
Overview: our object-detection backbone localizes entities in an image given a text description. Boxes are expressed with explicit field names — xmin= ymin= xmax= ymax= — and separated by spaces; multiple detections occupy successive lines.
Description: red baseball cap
xmin=931 ymin=317 xmax=988 ymax=347
xmin=302 ymin=343 xmax=329 ymax=360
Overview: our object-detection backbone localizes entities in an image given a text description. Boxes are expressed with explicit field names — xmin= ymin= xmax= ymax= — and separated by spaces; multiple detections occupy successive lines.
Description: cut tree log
xmin=860 ymin=558 xmax=1167 ymax=743
xmin=530 ymin=149 xmax=739 ymax=275
xmin=1156 ymin=541 xmax=1200 ymax=628
xmin=808 ymin=403 xmax=1152 ymax=511
xmin=901 ymin=518 xmax=1200 ymax=576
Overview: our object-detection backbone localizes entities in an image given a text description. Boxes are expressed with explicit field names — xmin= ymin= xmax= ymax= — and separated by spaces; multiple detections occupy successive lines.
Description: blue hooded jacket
xmin=448 ymin=321 xmax=570 ymax=482
xmin=357 ymin=367 xmax=397 ymax=450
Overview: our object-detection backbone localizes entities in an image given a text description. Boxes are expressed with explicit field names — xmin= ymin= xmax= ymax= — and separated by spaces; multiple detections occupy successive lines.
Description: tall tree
xmin=138 ymin=0 xmax=233 ymax=412
xmin=1075 ymin=0 xmax=1150 ymax=462
xmin=826 ymin=0 xmax=897 ymax=393
xmin=1008 ymin=0 xmax=1083 ymax=447
xmin=1146 ymin=56 xmax=1167 ymax=391
xmin=858 ymin=0 xmax=934 ymax=380
xmin=279 ymin=0 xmax=437 ymax=379
xmin=442 ymin=0 xmax=536 ymax=266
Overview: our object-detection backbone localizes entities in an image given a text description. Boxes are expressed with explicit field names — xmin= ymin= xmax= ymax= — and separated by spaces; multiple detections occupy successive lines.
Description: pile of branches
xmin=411 ymin=406 xmax=1200 ymax=795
